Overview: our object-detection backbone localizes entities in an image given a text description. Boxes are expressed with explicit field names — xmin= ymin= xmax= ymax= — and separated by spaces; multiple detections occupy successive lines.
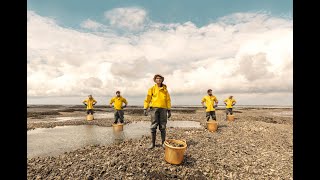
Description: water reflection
xmin=27 ymin=121 xmax=202 ymax=158
xmin=112 ymin=130 xmax=125 ymax=144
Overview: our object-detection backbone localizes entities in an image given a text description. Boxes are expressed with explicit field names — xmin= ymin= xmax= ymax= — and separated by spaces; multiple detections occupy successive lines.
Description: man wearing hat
xmin=201 ymin=89 xmax=219 ymax=121
xmin=109 ymin=91 xmax=128 ymax=124
xmin=82 ymin=94 xmax=97 ymax=115
xmin=144 ymin=74 xmax=171 ymax=149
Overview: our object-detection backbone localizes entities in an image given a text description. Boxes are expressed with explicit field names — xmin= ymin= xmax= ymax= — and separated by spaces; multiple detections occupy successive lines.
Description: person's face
xmin=207 ymin=91 xmax=212 ymax=96
xmin=116 ymin=92 xmax=120 ymax=97
xmin=155 ymin=76 xmax=163 ymax=84
xmin=229 ymin=96 xmax=233 ymax=99
xmin=88 ymin=95 xmax=92 ymax=99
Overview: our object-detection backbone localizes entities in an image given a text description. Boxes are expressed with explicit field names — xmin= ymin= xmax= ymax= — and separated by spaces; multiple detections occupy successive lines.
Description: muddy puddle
xmin=27 ymin=121 xmax=201 ymax=158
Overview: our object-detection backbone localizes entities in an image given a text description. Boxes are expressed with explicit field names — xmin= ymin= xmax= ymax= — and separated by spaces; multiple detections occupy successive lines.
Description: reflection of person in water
xmin=82 ymin=94 xmax=97 ymax=115
xmin=112 ymin=130 xmax=125 ymax=144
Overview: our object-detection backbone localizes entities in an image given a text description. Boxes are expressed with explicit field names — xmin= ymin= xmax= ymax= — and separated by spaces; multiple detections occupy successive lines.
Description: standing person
xmin=109 ymin=91 xmax=128 ymax=124
xmin=224 ymin=95 xmax=236 ymax=120
xmin=144 ymin=74 xmax=171 ymax=149
xmin=201 ymin=89 xmax=218 ymax=121
xmin=82 ymin=95 xmax=97 ymax=115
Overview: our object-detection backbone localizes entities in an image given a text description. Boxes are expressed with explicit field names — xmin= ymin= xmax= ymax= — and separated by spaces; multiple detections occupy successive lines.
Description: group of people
xmin=201 ymin=89 xmax=237 ymax=121
xmin=83 ymin=91 xmax=128 ymax=123
xmin=82 ymin=74 xmax=237 ymax=149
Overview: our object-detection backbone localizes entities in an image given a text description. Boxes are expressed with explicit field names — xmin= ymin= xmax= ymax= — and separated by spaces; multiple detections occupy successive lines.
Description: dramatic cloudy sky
xmin=27 ymin=0 xmax=293 ymax=105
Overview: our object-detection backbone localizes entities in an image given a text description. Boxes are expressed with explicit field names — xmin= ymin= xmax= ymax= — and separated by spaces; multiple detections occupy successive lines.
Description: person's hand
xmin=122 ymin=105 xmax=127 ymax=108
xmin=167 ymin=110 xmax=171 ymax=118
xmin=232 ymin=104 xmax=236 ymax=106
xmin=214 ymin=104 xmax=218 ymax=108
xmin=203 ymin=106 xmax=207 ymax=109
xmin=143 ymin=109 xmax=148 ymax=116
xmin=84 ymin=104 xmax=87 ymax=107
xmin=109 ymin=104 xmax=113 ymax=108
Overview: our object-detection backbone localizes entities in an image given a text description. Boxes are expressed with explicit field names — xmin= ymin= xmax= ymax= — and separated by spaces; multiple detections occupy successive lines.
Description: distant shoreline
xmin=27 ymin=104 xmax=293 ymax=109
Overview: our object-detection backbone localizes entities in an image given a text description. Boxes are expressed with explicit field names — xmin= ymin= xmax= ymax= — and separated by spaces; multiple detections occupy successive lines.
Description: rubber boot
xmin=148 ymin=132 xmax=156 ymax=149
xmin=161 ymin=130 xmax=166 ymax=149
xmin=212 ymin=114 xmax=217 ymax=121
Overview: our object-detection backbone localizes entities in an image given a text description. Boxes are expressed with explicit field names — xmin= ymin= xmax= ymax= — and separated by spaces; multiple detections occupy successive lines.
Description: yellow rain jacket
xmin=110 ymin=96 xmax=128 ymax=110
xmin=201 ymin=95 xmax=218 ymax=112
xmin=224 ymin=98 xmax=236 ymax=108
xmin=144 ymin=84 xmax=171 ymax=109
xmin=82 ymin=98 xmax=97 ymax=110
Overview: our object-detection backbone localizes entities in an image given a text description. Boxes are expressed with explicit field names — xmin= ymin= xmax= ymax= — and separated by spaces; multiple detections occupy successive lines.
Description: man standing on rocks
xmin=109 ymin=91 xmax=128 ymax=124
xmin=224 ymin=95 xmax=236 ymax=120
xmin=201 ymin=89 xmax=218 ymax=121
xmin=82 ymin=95 xmax=97 ymax=115
xmin=144 ymin=74 xmax=171 ymax=149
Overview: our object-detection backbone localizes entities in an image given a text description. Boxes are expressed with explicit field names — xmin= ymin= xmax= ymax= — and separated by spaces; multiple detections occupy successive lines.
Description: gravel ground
xmin=27 ymin=106 xmax=293 ymax=179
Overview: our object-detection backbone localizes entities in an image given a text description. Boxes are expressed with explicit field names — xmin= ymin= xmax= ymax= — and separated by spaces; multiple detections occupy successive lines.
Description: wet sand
xmin=27 ymin=106 xmax=293 ymax=179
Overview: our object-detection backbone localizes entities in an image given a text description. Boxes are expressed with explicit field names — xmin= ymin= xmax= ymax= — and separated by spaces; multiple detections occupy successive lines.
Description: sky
xmin=27 ymin=0 xmax=293 ymax=105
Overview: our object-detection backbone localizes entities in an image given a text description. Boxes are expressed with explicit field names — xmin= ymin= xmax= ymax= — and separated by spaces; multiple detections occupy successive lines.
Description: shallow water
xmin=27 ymin=121 xmax=201 ymax=158
xmin=54 ymin=117 xmax=84 ymax=121
xmin=51 ymin=112 xmax=115 ymax=121
xmin=270 ymin=111 xmax=293 ymax=117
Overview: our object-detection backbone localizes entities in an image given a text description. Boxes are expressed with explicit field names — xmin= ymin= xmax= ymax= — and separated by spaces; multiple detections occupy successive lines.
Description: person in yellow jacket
xmin=224 ymin=95 xmax=236 ymax=120
xmin=109 ymin=91 xmax=128 ymax=124
xmin=201 ymin=89 xmax=218 ymax=121
xmin=144 ymin=74 xmax=171 ymax=149
xmin=82 ymin=95 xmax=97 ymax=115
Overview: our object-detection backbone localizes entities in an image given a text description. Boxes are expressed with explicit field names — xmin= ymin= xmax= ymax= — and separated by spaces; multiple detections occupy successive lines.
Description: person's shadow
xmin=181 ymin=154 xmax=197 ymax=168
xmin=218 ymin=124 xmax=228 ymax=128
xmin=185 ymin=139 xmax=198 ymax=147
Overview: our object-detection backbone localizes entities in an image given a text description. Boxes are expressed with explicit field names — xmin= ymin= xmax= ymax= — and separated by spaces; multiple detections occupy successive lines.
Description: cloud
xmin=27 ymin=10 xmax=292 ymax=105
xmin=104 ymin=7 xmax=147 ymax=31
xmin=80 ymin=19 xmax=105 ymax=30
xmin=237 ymin=52 xmax=274 ymax=81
